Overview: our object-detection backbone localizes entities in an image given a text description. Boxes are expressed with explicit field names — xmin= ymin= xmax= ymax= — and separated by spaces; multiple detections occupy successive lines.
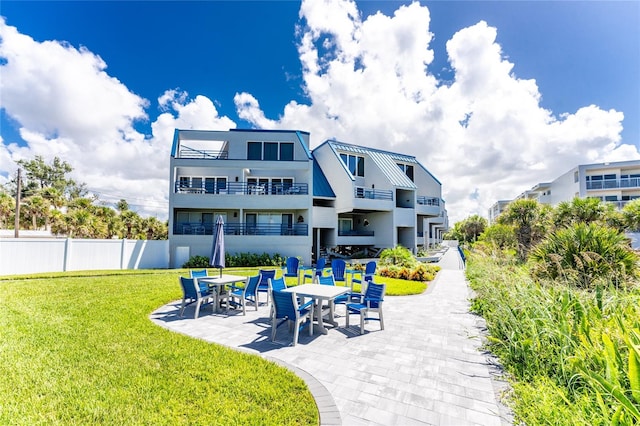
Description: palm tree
xmin=22 ymin=195 xmax=49 ymax=230
xmin=623 ymin=199 xmax=640 ymax=232
xmin=553 ymin=197 xmax=606 ymax=229
xmin=498 ymin=199 xmax=549 ymax=261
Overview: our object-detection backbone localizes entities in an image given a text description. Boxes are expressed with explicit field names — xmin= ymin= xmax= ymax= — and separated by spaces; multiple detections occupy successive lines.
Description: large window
xmin=339 ymin=153 xmax=365 ymax=177
xmin=246 ymin=141 xmax=294 ymax=161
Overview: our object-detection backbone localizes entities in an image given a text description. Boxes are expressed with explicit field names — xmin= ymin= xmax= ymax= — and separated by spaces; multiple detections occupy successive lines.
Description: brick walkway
xmin=151 ymin=249 xmax=513 ymax=425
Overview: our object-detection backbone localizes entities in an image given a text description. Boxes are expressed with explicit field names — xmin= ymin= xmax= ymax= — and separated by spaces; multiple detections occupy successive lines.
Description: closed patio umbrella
xmin=210 ymin=215 xmax=225 ymax=277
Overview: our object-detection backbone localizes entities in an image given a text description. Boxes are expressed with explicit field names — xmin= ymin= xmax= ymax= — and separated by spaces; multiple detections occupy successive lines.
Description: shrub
xmin=529 ymin=223 xmax=639 ymax=289
xmin=182 ymin=255 xmax=210 ymax=268
xmin=225 ymin=252 xmax=284 ymax=267
xmin=380 ymin=245 xmax=416 ymax=268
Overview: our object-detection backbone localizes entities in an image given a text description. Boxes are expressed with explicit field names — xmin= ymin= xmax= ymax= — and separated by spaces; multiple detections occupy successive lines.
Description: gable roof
xmin=323 ymin=140 xmax=419 ymax=189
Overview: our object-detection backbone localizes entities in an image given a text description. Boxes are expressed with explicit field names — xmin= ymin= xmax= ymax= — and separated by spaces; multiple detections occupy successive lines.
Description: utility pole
xmin=14 ymin=168 xmax=21 ymax=238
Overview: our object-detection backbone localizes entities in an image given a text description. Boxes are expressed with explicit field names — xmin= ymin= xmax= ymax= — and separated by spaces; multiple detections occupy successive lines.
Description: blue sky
xmin=1 ymin=0 xmax=639 ymax=223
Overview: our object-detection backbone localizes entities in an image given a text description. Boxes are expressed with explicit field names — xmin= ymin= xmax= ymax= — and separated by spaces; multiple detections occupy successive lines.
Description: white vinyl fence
xmin=0 ymin=238 xmax=169 ymax=276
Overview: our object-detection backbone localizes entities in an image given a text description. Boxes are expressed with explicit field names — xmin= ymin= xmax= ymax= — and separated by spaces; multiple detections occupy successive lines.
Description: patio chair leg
xmin=360 ymin=310 xmax=366 ymax=335
xmin=271 ymin=316 xmax=277 ymax=342
xmin=346 ymin=309 xmax=350 ymax=328
xmin=180 ymin=299 xmax=187 ymax=317
xmin=379 ymin=310 xmax=384 ymax=330
xmin=293 ymin=325 xmax=299 ymax=346
xmin=194 ymin=301 xmax=202 ymax=319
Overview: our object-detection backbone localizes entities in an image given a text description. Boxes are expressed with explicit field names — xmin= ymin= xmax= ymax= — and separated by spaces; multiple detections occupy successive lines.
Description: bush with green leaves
xmin=529 ymin=223 xmax=639 ymax=289
xmin=182 ymin=255 xmax=210 ymax=268
xmin=225 ymin=252 xmax=285 ymax=267
xmin=378 ymin=263 xmax=440 ymax=282
xmin=467 ymin=252 xmax=640 ymax=425
xmin=379 ymin=245 xmax=416 ymax=268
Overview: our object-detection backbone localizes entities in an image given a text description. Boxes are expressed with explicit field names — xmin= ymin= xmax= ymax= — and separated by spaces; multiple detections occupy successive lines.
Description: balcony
xmin=338 ymin=229 xmax=375 ymax=237
xmin=174 ymin=222 xmax=308 ymax=236
xmin=586 ymin=177 xmax=640 ymax=190
xmin=174 ymin=181 xmax=309 ymax=195
xmin=417 ymin=196 xmax=440 ymax=206
xmin=354 ymin=186 xmax=393 ymax=201
xmin=178 ymin=145 xmax=228 ymax=159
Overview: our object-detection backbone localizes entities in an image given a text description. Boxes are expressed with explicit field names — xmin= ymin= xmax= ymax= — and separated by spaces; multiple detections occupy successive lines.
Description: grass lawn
xmin=0 ymin=267 xmax=429 ymax=425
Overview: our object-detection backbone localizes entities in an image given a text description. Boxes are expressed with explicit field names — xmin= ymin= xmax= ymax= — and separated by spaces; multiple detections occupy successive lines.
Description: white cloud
xmin=0 ymin=18 xmax=235 ymax=218
xmin=237 ymin=0 xmax=638 ymax=223
xmin=1 ymin=1 xmax=638 ymax=225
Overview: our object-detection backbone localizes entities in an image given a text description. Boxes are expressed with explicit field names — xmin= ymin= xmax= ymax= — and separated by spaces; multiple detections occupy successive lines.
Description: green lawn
xmin=0 ymin=269 xmax=317 ymax=425
xmin=0 ymin=268 xmax=429 ymax=425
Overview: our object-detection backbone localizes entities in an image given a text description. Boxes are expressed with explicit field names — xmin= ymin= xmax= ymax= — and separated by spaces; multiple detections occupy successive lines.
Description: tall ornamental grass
xmin=467 ymin=254 xmax=640 ymax=425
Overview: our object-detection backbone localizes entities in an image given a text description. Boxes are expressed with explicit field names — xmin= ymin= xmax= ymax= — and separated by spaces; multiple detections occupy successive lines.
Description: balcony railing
xmin=174 ymin=182 xmax=309 ymax=195
xmin=417 ymin=196 xmax=440 ymax=206
xmin=178 ymin=146 xmax=228 ymax=159
xmin=354 ymin=186 xmax=393 ymax=201
xmin=175 ymin=222 xmax=308 ymax=236
xmin=586 ymin=177 xmax=640 ymax=190
xmin=337 ymin=229 xmax=375 ymax=237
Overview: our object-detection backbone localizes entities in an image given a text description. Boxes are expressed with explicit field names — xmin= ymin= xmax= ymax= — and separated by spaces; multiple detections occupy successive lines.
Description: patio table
xmin=283 ymin=284 xmax=349 ymax=334
xmin=199 ymin=274 xmax=246 ymax=313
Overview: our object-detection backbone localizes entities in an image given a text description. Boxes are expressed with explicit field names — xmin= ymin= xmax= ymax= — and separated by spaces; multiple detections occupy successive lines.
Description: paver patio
xmin=151 ymin=249 xmax=513 ymax=425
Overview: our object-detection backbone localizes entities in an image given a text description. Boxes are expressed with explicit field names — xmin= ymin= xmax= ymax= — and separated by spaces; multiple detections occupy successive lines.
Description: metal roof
xmin=328 ymin=141 xmax=417 ymax=189
xmin=313 ymin=161 xmax=336 ymax=197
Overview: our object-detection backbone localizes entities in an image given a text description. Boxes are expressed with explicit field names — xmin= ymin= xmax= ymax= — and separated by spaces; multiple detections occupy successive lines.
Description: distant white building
xmin=168 ymin=129 xmax=448 ymax=268
xmin=488 ymin=160 xmax=640 ymax=223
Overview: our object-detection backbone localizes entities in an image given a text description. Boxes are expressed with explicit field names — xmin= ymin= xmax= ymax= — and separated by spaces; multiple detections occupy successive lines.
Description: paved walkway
xmin=151 ymin=249 xmax=513 ymax=425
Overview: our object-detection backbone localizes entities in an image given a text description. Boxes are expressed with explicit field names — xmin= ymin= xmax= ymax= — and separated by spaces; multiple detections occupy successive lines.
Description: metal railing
xmin=417 ymin=196 xmax=440 ymax=206
xmin=354 ymin=186 xmax=393 ymax=201
xmin=337 ymin=229 xmax=375 ymax=237
xmin=586 ymin=177 xmax=640 ymax=190
xmin=174 ymin=222 xmax=308 ymax=236
xmin=178 ymin=146 xmax=228 ymax=159
xmin=174 ymin=182 xmax=309 ymax=195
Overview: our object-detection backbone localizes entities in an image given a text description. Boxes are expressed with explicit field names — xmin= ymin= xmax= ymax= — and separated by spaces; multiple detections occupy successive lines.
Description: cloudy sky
xmin=1 ymin=0 xmax=638 ymax=224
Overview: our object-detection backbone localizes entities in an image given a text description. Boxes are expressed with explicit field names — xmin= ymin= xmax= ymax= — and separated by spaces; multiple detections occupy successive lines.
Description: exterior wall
xmin=548 ymin=167 xmax=580 ymax=205
xmin=489 ymin=160 xmax=640 ymax=219
xmin=169 ymin=129 xmax=314 ymax=267
xmin=0 ymin=238 xmax=169 ymax=276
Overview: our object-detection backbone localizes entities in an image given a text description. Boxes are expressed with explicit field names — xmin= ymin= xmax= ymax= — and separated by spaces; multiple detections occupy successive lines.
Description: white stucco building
xmin=488 ymin=160 xmax=640 ymax=223
xmin=168 ymin=129 xmax=447 ymax=268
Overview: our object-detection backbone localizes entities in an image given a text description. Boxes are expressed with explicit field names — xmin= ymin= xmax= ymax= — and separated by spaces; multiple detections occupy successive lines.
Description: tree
xmin=0 ymin=191 xmax=15 ymax=229
xmin=444 ymin=215 xmax=488 ymax=244
xmin=552 ymin=197 xmax=607 ymax=229
xmin=497 ymin=199 xmax=550 ymax=261
xmin=623 ymin=199 xmax=640 ymax=231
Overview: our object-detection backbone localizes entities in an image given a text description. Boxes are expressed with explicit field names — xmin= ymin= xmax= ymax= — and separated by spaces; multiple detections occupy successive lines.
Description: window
xmin=574 ymin=171 xmax=579 ymax=183
xmin=247 ymin=142 xmax=262 ymax=160
xmin=339 ymin=153 xmax=365 ymax=177
xmin=397 ymin=163 xmax=414 ymax=181
xmin=264 ymin=142 xmax=278 ymax=160
xmin=247 ymin=141 xmax=295 ymax=161
xmin=204 ymin=177 xmax=227 ymax=194
xmin=280 ymin=143 xmax=294 ymax=161
xmin=605 ymin=195 xmax=618 ymax=202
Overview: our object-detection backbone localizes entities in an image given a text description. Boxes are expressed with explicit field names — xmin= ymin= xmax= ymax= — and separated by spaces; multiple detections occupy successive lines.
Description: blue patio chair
xmin=270 ymin=289 xmax=314 ymax=346
xmin=303 ymin=258 xmax=326 ymax=283
xmin=257 ymin=269 xmax=277 ymax=305
xmin=189 ymin=269 xmax=208 ymax=278
xmin=269 ymin=276 xmax=288 ymax=292
xmin=317 ymin=275 xmax=335 ymax=286
xmin=281 ymin=257 xmax=300 ymax=285
xmin=329 ymin=259 xmax=347 ymax=285
xmin=345 ymin=282 xmax=386 ymax=335
xmin=228 ymin=274 xmax=260 ymax=315
xmin=178 ymin=276 xmax=215 ymax=319
xmin=351 ymin=260 xmax=377 ymax=295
